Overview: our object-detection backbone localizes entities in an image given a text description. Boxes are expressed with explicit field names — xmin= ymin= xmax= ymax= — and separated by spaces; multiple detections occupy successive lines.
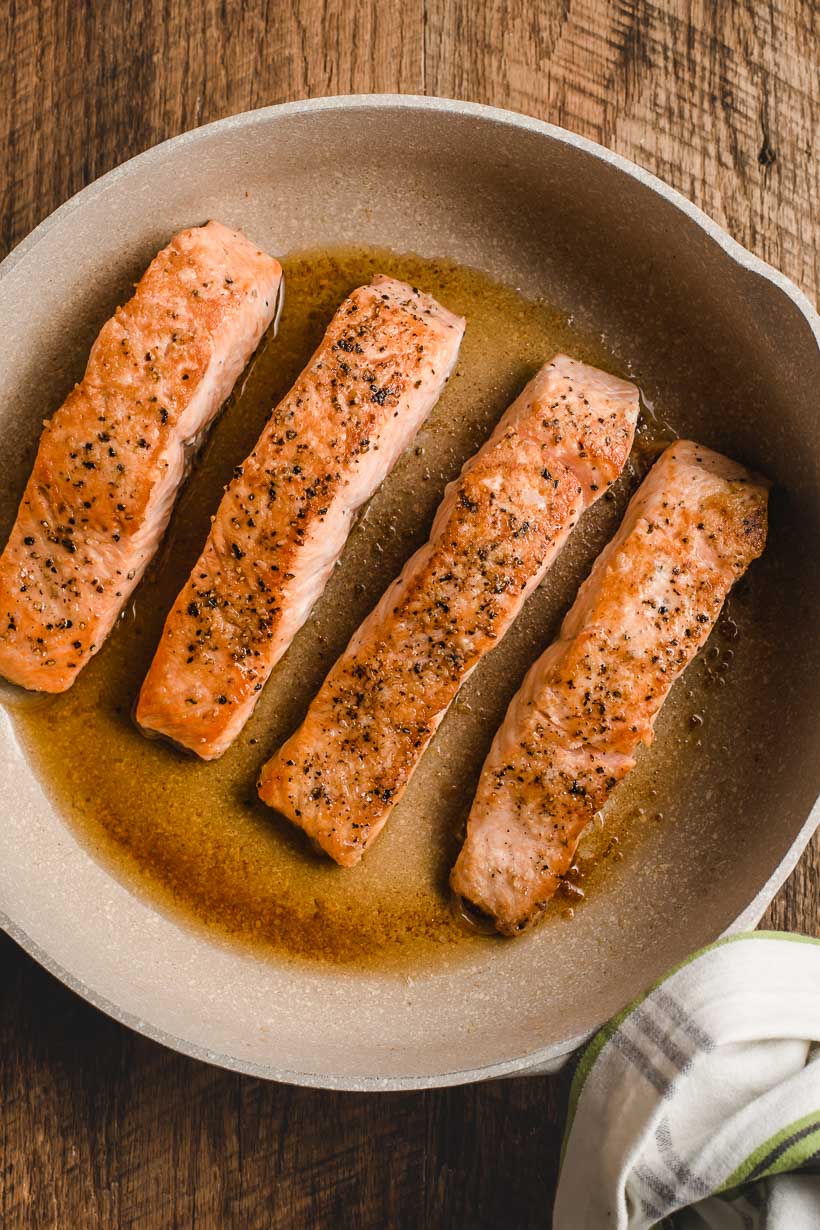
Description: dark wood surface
xmin=1 ymin=2 xmax=817 ymax=1227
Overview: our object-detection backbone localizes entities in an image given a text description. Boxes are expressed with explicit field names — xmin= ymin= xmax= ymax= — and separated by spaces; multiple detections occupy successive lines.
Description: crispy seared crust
xmin=259 ymin=355 xmax=639 ymax=865
xmin=450 ymin=440 xmax=770 ymax=934
xmin=0 ymin=221 xmax=281 ymax=692
xmin=137 ymin=277 xmax=465 ymax=757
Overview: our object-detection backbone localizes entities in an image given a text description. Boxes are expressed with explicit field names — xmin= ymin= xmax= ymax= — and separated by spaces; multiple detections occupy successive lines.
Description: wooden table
xmin=1 ymin=3 xmax=817 ymax=1226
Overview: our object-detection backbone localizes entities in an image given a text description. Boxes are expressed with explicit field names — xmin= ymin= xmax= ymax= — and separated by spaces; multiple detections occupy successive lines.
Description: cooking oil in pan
xmin=6 ymin=247 xmax=759 ymax=970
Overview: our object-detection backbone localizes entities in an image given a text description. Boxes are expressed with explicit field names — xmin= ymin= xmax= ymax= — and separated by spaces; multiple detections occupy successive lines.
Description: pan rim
xmin=1 ymin=93 xmax=818 ymax=1091
xmin=3 ymin=94 xmax=818 ymax=344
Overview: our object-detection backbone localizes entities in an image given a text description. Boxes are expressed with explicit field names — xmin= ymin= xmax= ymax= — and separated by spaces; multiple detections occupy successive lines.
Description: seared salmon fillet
xmin=451 ymin=440 xmax=769 ymax=934
xmin=0 ymin=221 xmax=282 ymax=693
xmin=137 ymin=277 xmax=465 ymax=758
xmin=259 ymin=355 xmax=640 ymax=866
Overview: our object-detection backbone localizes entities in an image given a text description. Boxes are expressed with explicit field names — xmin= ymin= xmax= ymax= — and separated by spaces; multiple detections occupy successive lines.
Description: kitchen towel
xmin=554 ymin=932 xmax=820 ymax=1228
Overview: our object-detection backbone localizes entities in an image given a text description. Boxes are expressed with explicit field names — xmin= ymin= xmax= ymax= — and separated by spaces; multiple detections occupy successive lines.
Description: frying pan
xmin=0 ymin=96 xmax=818 ymax=1090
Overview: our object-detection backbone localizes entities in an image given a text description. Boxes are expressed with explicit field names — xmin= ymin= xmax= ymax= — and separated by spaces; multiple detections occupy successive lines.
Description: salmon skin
xmin=450 ymin=440 xmax=769 ymax=935
xmin=136 ymin=277 xmax=465 ymax=759
xmin=0 ymin=221 xmax=282 ymax=693
xmin=259 ymin=355 xmax=640 ymax=866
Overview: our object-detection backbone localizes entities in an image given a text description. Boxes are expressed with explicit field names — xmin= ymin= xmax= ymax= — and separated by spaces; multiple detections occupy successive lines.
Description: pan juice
xmin=10 ymin=247 xmax=732 ymax=970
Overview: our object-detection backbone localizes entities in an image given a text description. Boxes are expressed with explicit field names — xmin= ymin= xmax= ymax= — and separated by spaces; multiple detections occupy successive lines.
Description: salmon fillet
xmin=0 ymin=221 xmax=282 ymax=693
xmin=450 ymin=440 xmax=769 ymax=934
xmin=136 ymin=277 xmax=465 ymax=759
xmin=259 ymin=355 xmax=640 ymax=866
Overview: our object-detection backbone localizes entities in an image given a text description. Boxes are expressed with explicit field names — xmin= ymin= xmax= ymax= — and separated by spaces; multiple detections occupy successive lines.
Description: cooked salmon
xmin=136 ymin=277 xmax=465 ymax=759
xmin=259 ymin=355 xmax=640 ymax=866
xmin=0 ymin=221 xmax=282 ymax=693
xmin=450 ymin=440 xmax=769 ymax=934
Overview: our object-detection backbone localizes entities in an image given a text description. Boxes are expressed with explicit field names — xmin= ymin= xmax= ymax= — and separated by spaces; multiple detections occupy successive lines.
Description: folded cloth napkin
xmin=554 ymin=932 xmax=820 ymax=1229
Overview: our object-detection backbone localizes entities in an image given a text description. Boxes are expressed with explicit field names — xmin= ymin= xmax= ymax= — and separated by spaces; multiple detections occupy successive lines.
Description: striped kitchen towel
xmin=554 ymin=932 xmax=820 ymax=1229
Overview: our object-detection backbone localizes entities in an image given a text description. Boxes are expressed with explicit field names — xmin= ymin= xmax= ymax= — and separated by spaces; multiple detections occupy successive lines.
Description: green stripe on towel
xmin=560 ymin=931 xmax=820 ymax=1163
xmin=718 ymin=1113 xmax=820 ymax=1193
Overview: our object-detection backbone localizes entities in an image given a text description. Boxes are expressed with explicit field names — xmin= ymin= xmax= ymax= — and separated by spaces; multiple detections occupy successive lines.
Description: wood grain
xmin=0 ymin=1 xmax=817 ymax=1227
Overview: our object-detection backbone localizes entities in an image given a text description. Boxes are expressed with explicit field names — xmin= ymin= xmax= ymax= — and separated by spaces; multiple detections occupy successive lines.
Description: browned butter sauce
xmin=9 ymin=247 xmax=712 ymax=970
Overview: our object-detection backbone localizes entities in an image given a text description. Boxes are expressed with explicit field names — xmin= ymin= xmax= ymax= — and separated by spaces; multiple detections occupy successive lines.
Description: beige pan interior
xmin=0 ymin=97 xmax=818 ymax=1089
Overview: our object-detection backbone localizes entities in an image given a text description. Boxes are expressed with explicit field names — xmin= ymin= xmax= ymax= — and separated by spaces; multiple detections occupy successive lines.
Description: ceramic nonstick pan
xmin=1 ymin=96 xmax=818 ymax=1089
